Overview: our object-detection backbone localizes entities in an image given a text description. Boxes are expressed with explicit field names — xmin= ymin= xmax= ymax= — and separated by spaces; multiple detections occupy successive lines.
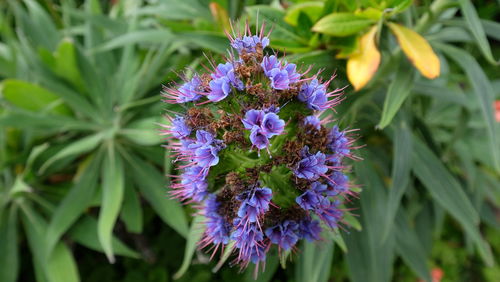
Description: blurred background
xmin=0 ymin=0 xmax=499 ymax=281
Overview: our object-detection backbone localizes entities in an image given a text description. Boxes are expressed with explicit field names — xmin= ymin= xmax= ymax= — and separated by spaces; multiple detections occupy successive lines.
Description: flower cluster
xmin=161 ymin=24 xmax=360 ymax=273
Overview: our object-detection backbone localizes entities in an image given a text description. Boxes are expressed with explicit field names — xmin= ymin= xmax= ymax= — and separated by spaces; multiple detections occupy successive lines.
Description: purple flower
xmin=242 ymin=109 xmax=285 ymax=151
xmin=171 ymin=116 xmax=191 ymax=139
xmin=315 ymin=198 xmax=343 ymax=228
xmin=303 ymin=115 xmax=321 ymax=130
xmin=237 ymin=187 xmax=273 ymax=222
xmin=249 ymin=126 xmax=270 ymax=150
xmin=326 ymin=171 xmax=349 ymax=195
xmin=177 ymin=75 xmax=202 ymax=103
xmin=327 ymin=126 xmax=351 ymax=157
xmin=247 ymin=245 xmax=268 ymax=264
xmin=208 ymin=78 xmax=231 ymax=102
xmin=231 ymin=35 xmax=270 ymax=54
xmin=188 ymin=130 xmax=214 ymax=149
xmin=231 ymin=219 xmax=264 ymax=258
xmin=204 ymin=195 xmax=231 ymax=245
xmin=298 ymin=79 xmax=328 ymax=110
xmin=298 ymin=219 xmax=322 ymax=242
xmin=194 ymin=145 xmax=220 ymax=168
xmin=265 ymin=220 xmax=300 ymax=250
xmin=296 ymin=189 xmax=321 ymax=210
xmin=268 ymin=68 xmax=290 ymax=90
xmin=208 ymin=63 xmax=244 ymax=102
xmin=242 ymin=109 xmax=265 ymax=130
xmin=261 ymin=112 xmax=285 ymax=137
xmin=293 ymin=148 xmax=328 ymax=180
xmin=285 ymin=63 xmax=300 ymax=83
xmin=261 ymin=55 xmax=280 ymax=76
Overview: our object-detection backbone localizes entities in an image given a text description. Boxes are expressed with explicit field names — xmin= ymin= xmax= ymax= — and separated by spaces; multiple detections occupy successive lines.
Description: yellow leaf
xmin=387 ymin=22 xmax=440 ymax=79
xmin=347 ymin=26 xmax=381 ymax=91
xmin=209 ymin=2 xmax=230 ymax=32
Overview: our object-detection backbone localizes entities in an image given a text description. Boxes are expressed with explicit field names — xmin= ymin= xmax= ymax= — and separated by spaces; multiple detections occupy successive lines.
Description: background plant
xmin=0 ymin=0 xmax=499 ymax=281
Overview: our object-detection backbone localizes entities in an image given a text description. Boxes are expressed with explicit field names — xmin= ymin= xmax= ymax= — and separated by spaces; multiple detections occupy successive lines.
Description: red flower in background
xmin=495 ymin=101 xmax=500 ymax=122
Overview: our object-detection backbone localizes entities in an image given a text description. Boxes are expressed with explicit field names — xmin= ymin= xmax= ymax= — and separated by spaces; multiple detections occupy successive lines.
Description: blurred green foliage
xmin=0 ymin=0 xmax=499 ymax=281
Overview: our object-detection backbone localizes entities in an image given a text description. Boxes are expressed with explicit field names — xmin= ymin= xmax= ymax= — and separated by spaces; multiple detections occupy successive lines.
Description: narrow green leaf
xmin=246 ymin=6 xmax=306 ymax=45
xmin=296 ymin=237 xmax=334 ymax=282
xmin=69 ymin=216 xmax=139 ymax=259
xmin=0 ymin=111 xmax=94 ymax=132
xmin=437 ymin=43 xmax=500 ymax=172
xmin=173 ymin=215 xmax=206 ymax=279
xmin=120 ymin=181 xmax=143 ymax=233
xmin=0 ymin=207 xmax=19 ymax=282
xmin=413 ymin=81 xmax=469 ymax=108
xmin=244 ymin=251 xmax=279 ymax=282
xmin=20 ymin=203 xmax=80 ymax=282
xmin=47 ymin=243 xmax=80 ymax=282
xmin=20 ymin=204 xmax=49 ymax=282
xmin=284 ymin=2 xmax=324 ymax=26
xmin=98 ymin=149 xmax=124 ymax=263
xmin=378 ymin=63 xmax=415 ymax=129
xmin=1 ymin=79 xmax=72 ymax=116
xmin=312 ymin=13 xmax=375 ymax=36
xmin=40 ymin=133 xmax=104 ymax=173
xmin=93 ymin=30 xmax=174 ymax=52
xmin=382 ymin=119 xmax=412 ymax=241
xmin=127 ymin=154 xmax=189 ymax=237
xmin=346 ymin=158 xmax=396 ymax=282
xmin=45 ymin=154 xmax=100 ymax=258
xmin=395 ymin=210 xmax=431 ymax=282
xmin=51 ymin=39 xmax=85 ymax=91
xmin=22 ymin=0 xmax=60 ymax=50
xmin=212 ymin=240 xmax=236 ymax=273
xmin=457 ymin=0 xmax=498 ymax=65
xmin=119 ymin=117 xmax=163 ymax=146
xmin=412 ymin=138 xmax=493 ymax=265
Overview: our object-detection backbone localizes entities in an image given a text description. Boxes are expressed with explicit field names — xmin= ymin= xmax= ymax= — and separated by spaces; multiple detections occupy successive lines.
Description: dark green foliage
xmin=0 ymin=0 xmax=499 ymax=281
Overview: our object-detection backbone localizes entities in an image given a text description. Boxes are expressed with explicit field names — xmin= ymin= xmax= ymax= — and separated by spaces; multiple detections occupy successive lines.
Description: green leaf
xmin=127 ymin=154 xmax=189 ymax=237
xmin=395 ymin=210 xmax=431 ymax=282
xmin=40 ymin=133 xmax=104 ymax=173
xmin=98 ymin=149 xmax=125 ymax=263
xmin=437 ymin=43 xmax=500 ymax=172
xmin=378 ymin=63 xmax=415 ymax=129
xmin=312 ymin=13 xmax=375 ymax=36
xmin=47 ymin=243 xmax=80 ymax=282
xmin=0 ymin=110 xmax=93 ymax=132
xmin=284 ymin=2 xmax=324 ymax=26
xmin=93 ymin=30 xmax=174 ymax=52
xmin=135 ymin=0 xmax=211 ymax=21
xmin=1 ymin=79 xmax=72 ymax=116
xmin=244 ymin=250 xmax=279 ymax=282
xmin=20 ymin=203 xmax=80 ymax=282
xmin=0 ymin=207 xmax=19 ymax=282
xmin=347 ymin=158 xmax=396 ymax=282
xmin=296 ymin=237 xmax=334 ymax=282
xmin=413 ymin=81 xmax=469 ymax=108
xmin=246 ymin=6 xmax=307 ymax=46
xmin=69 ymin=216 xmax=139 ymax=259
xmin=119 ymin=117 xmax=163 ymax=146
xmin=457 ymin=0 xmax=498 ymax=65
xmin=120 ymin=181 xmax=143 ymax=233
xmin=50 ymin=39 xmax=85 ymax=91
xmin=176 ymin=32 xmax=228 ymax=54
xmin=412 ymin=138 xmax=493 ymax=265
xmin=212 ymin=240 xmax=236 ymax=273
xmin=382 ymin=119 xmax=412 ymax=241
xmin=173 ymin=215 xmax=206 ymax=279
xmin=45 ymin=154 xmax=100 ymax=258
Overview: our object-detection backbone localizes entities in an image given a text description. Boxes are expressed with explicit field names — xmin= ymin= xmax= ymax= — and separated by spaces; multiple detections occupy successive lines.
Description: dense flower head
xmin=161 ymin=23 xmax=360 ymax=273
